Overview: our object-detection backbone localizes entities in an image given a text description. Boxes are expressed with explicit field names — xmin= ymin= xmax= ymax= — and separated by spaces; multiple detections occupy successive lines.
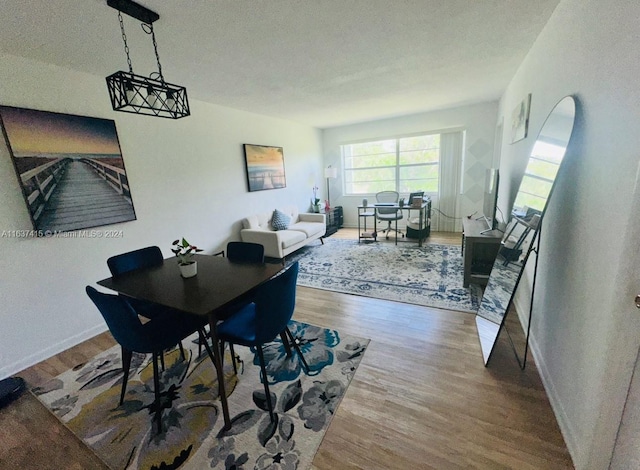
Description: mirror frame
xmin=475 ymin=95 xmax=577 ymax=366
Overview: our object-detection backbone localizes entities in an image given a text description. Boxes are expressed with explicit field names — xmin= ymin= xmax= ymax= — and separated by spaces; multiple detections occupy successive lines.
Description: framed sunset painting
xmin=0 ymin=105 xmax=136 ymax=233
xmin=243 ymin=144 xmax=286 ymax=192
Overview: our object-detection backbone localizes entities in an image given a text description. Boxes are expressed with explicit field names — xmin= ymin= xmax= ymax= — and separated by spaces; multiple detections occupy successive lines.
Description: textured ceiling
xmin=0 ymin=0 xmax=559 ymax=128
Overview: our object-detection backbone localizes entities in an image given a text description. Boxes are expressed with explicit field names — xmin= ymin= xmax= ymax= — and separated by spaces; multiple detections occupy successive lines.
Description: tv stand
xmin=462 ymin=218 xmax=503 ymax=287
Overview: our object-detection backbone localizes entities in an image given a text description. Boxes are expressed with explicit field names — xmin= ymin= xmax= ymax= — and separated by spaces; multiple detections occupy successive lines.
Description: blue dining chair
xmin=216 ymin=261 xmax=308 ymax=422
xmin=86 ymin=286 xmax=218 ymax=434
xmin=199 ymin=242 xmax=267 ymax=361
xmin=107 ymin=246 xmax=169 ymax=319
xmin=107 ymin=245 xmax=191 ymax=366
xmin=226 ymin=241 xmax=265 ymax=264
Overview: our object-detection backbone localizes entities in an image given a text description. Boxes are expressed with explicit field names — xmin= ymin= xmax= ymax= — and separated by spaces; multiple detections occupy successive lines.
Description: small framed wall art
xmin=510 ymin=93 xmax=532 ymax=144
xmin=243 ymin=144 xmax=286 ymax=192
xmin=0 ymin=105 xmax=136 ymax=233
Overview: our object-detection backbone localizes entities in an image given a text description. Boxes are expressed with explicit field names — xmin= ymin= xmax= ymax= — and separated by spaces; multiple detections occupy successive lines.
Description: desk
xmin=358 ymin=201 xmax=431 ymax=247
xmin=97 ymin=254 xmax=283 ymax=429
xmin=461 ymin=218 xmax=503 ymax=287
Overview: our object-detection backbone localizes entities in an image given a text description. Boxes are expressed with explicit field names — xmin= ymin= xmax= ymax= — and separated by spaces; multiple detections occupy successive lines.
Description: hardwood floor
xmin=0 ymin=229 xmax=573 ymax=469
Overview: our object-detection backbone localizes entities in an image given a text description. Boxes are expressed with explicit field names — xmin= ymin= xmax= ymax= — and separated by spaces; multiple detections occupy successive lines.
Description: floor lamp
xmin=324 ymin=166 xmax=338 ymax=210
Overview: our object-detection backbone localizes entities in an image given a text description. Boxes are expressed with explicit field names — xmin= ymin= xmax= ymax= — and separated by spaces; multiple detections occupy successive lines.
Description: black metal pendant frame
xmin=106 ymin=71 xmax=190 ymax=119
xmin=106 ymin=0 xmax=190 ymax=119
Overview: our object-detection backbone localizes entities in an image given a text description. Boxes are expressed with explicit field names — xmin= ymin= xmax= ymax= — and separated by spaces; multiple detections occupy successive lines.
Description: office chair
xmin=107 ymin=246 xmax=189 ymax=364
xmin=375 ymin=191 xmax=404 ymax=239
xmin=85 ymin=286 xmax=218 ymax=434
xmin=216 ymin=261 xmax=308 ymax=422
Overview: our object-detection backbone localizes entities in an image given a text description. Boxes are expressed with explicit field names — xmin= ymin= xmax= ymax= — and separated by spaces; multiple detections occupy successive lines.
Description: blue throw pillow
xmin=272 ymin=209 xmax=291 ymax=231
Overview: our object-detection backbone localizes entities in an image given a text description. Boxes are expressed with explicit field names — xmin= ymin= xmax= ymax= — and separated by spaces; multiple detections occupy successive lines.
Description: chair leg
xmin=256 ymin=346 xmax=275 ymax=422
xmin=178 ymin=341 xmax=186 ymax=360
xmin=151 ymin=352 xmax=162 ymax=434
xmin=229 ymin=343 xmax=238 ymax=375
xmin=120 ymin=347 xmax=132 ymax=405
xmin=280 ymin=331 xmax=292 ymax=357
xmin=285 ymin=327 xmax=310 ymax=372
xmin=198 ymin=329 xmax=219 ymax=375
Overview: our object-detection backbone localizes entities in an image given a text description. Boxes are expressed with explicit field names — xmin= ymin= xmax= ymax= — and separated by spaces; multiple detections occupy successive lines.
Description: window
xmin=341 ymin=133 xmax=440 ymax=195
xmin=513 ymin=138 xmax=564 ymax=212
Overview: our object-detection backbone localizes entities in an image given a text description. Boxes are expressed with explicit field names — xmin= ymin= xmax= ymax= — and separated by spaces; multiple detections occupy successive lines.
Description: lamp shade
xmin=324 ymin=167 xmax=338 ymax=179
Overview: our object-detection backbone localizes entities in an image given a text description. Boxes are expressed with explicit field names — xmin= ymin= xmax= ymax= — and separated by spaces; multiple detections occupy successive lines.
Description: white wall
xmin=322 ymin=102 xmax=498 ymax=231
xmin=0 ymin=52 xmax=323 ymax=378
xmin=495 ymin=0 xmax=640 ymax=468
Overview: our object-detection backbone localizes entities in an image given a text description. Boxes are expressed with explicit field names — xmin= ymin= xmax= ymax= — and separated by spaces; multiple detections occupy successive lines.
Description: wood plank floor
xmin=1 ymin=229 xmax=573 ymax=469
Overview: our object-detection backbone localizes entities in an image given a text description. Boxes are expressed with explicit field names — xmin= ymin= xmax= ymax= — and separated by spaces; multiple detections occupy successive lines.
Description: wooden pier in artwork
xmin=18 ymin=157 xmax=136 ymax=232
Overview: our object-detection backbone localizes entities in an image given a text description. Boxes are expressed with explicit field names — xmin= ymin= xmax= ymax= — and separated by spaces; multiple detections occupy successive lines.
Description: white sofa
xmin=240 ymin=206 xmax=326 ymax=259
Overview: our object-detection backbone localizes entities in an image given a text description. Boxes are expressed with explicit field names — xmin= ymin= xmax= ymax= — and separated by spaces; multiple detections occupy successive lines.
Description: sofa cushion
xmin=278 ymin=230 xmax=306 ymax=249
xmin=289 ymin=221 xmax=325 ymax=238
xmin=272 ymin=209 xmax=291 ymax=231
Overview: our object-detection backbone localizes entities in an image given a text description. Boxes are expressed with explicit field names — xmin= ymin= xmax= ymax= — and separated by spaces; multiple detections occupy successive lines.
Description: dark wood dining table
xmin=97 ymin=253 xmax=284 ymax=429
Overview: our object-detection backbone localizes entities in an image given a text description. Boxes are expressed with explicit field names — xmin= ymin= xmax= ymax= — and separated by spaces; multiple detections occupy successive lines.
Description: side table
xmin=357 ymin=206 xmax=377 ymax=242
xmin=462 ymin=218 xmax=502 ymax=287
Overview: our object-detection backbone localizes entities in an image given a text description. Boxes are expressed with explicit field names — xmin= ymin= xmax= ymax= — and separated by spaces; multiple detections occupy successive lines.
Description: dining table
xmin=97 ymin=253 xmax=284 ymax=430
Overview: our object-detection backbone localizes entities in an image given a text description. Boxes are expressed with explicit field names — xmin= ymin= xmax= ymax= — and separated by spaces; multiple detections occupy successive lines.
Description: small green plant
xmin=171 ymin=238 xmax=203 ymax=265
xmin=312 ymin=185 xmax=320 ymax=206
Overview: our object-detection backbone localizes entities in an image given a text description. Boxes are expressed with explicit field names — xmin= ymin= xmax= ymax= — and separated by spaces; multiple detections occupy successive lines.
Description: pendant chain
xmin=118 ymin=11 xmax=133 ymax=74
xmin=149 ymin=23 xmax=165 ymax=84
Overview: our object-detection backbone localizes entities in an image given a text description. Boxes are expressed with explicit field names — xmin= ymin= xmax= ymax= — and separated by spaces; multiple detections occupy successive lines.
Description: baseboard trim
xmin=0 ymin=324 xmax=108 ymax=380
xmin=513 ymin=296 xmax=579 ymax=468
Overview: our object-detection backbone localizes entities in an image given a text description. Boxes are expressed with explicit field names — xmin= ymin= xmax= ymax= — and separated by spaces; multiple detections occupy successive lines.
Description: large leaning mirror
xmin=475 ymin=95 xmax=577 ymax=365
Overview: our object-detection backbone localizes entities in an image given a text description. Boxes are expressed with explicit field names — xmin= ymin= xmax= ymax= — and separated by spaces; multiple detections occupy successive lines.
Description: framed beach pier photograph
xmin=0 ymin=105 xmax=136 ymax=233
xmin=243 ymin=144 xmax=286 ymax=192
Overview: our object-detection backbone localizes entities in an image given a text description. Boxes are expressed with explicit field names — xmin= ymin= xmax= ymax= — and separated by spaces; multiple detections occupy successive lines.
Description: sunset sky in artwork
xmin=245 ymin=144 xmax=284 ymax=166
xmin=0 ymin=106 xmax=122 ymax=156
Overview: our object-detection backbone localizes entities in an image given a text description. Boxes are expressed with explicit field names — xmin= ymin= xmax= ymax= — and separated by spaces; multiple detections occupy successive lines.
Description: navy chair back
xmin=253 ymin=261 xmax=298 ymax=344
xmin=226 ymin=241 xmax=265 ymax=264
xmin=86 ymin=286 xmax=154 ymax=353
xmin=107 ymin=246 xmax=163 ymax=277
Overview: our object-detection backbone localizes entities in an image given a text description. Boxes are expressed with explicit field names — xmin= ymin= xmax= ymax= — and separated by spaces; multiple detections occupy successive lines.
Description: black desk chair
xmin=376 ymin=191 xmax=404 ymax=239
xmin=86 ymin=286 xmax=217 ymax=434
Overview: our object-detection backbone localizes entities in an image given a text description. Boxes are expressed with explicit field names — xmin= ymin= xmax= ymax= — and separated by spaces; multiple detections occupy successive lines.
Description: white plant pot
xmin=179 ymin=261 xmax=197 ymax=278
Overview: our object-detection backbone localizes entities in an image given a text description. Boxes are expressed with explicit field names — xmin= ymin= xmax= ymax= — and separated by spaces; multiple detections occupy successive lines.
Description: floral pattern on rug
xmin=289 ymin=238 xmax=482 ymax=313
xmin=33 ymin=321 xmax=369 ymax=470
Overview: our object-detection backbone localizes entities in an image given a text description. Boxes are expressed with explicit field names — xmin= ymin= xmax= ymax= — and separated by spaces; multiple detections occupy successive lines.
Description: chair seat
xmin=377 ymin=213 xmax=403 ymax=221
xmin=217 ymin=302 xmax=258 ymax=346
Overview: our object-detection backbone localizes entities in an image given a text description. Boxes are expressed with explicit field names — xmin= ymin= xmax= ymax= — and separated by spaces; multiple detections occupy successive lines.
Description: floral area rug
xmin=33 ymin=321 xmax=368 ymax=469
xmin=288 ymin=238 xmax=482 ymax=313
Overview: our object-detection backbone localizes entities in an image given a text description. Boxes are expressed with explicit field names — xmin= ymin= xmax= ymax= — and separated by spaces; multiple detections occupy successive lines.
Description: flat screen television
xmin=482 ymin=168 xmax=499 ymax=231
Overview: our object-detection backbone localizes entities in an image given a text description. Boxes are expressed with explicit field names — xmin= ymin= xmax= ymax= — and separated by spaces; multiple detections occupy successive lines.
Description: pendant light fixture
xmin=105 ymin=0 xmax=190 ymax=119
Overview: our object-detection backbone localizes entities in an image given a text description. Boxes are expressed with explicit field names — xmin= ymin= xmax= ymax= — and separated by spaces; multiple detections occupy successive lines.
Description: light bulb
xmin=165 ymin=91 xmax=176 ymax=112
xmin=125 ymin=82 xmax=141 ymax=106
xmin=146 ymin=86 xmax=158 ymax=108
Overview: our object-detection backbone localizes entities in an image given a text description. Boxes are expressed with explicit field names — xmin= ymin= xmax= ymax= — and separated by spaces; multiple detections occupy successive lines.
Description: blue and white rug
xmin=33 ymin=321 xmax=368 ymax=470
xmin=289 ymin=238 xmax=482 ymax=314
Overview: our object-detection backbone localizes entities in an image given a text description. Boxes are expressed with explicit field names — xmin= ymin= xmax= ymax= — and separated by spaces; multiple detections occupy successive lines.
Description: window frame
xmin=340 ymin=131 xmax=441 ymax=196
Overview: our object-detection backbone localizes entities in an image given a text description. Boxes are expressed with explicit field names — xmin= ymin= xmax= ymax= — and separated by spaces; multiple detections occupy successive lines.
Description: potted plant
xmin=171 ymin=238 xmax=203 ymax=278
xmin=311 ymin=185 xmax=321 ymax=213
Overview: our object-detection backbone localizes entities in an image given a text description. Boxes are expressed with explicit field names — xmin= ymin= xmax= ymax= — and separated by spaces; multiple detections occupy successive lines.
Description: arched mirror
xmin=475 ymin=96 xmax=577 ymax=365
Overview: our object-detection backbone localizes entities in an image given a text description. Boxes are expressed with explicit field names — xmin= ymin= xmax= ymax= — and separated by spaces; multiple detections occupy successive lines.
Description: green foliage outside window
xmin=342 ymin=134 xmax=440 ymax=195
